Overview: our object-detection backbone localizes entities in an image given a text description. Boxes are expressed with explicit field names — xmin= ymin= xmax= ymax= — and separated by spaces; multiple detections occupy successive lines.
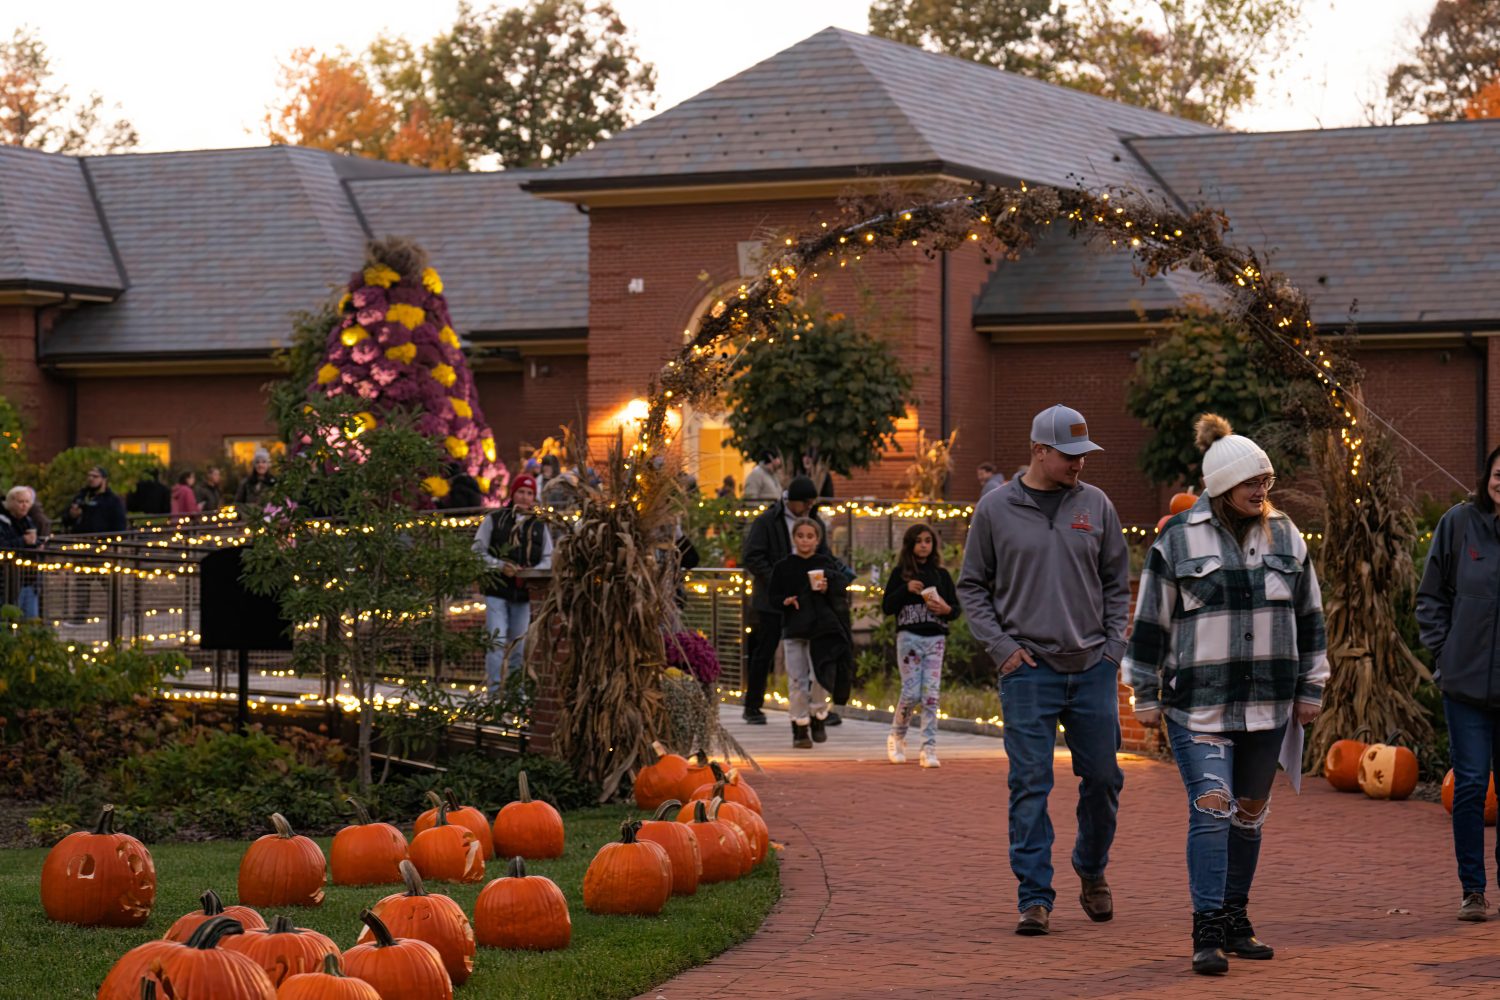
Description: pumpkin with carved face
xmin=1357 ymin=742 xmax=1419 ymax=800
xmin=40 ymin=804 xmax=156 ymax=927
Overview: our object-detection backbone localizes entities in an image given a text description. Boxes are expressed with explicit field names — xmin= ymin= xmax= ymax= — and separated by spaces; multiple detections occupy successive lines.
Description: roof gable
xmin=0 ymin=146 xmax=122 ymax=294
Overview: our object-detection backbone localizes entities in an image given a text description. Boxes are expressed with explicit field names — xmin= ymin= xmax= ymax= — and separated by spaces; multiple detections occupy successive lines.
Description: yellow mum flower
xmin=439 ymin=326 xmax=461 ymax=349
xmin=340 ymin=326 xmax=369 ymax=347
xmin=337 ymin=291 xmax=352 ymax=311
xmin=317 ymin=363 xmax=339 ymax=385
xmin=476 ymin=475 xmax=490 ymax=494
xmin=363 ymin=264 xmax=399 ymax=288
xmin=444 ymin=436 xmax=469 ymax=459
xmin=422 ymin=475 xmax=450 ymax=498
xmin=449 ymin=397 xmax=472 ymax=419
xmin=352 ymin=412 xmax=377 ymax=435
xmin=422 ymin=267 xmax=443 ymax=294
xmin=385 ymin=343 xmax=417 ymax=364
xmin=432 ymin=364 xmax=456 ymax=387
xmin=482 ymin=436 xmax=496 ymax=463
xmin=387 ymin=303 xmax=425 ymax=330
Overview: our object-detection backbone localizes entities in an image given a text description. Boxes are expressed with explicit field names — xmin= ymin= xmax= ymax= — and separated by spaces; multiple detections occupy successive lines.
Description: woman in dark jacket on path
xmin=1418 ymin=443 xmax=1500 ymax=922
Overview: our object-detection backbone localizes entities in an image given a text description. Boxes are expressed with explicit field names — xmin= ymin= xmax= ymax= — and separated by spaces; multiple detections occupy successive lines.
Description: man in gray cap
xmin=958 ymin=404 xmax=1131 ymax=937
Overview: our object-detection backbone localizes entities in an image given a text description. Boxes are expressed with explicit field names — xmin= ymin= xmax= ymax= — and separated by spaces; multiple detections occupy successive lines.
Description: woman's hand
xmin=1134 ymin=707 xmax=1162 ymax=728
xmin=907 ymin=578 xmax=925 ymax=595
xmin=1295 ymin=702 xmax=1321 ymax=726
xmin=783 ymin=596 xmax=800 ymax=609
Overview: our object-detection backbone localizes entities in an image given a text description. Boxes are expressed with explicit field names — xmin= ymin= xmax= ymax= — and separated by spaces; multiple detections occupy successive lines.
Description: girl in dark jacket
xmin=769 ymin=516 xmax=850 ymax=748
xmin=1418 ymin=443 xmax=1500 ymax=922
xmin=881 ymin=523 xmax=960 ymax=768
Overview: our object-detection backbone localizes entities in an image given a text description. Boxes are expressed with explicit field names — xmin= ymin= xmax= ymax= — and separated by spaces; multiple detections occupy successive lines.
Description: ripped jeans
xmin=1166 ymin=719 xmax=1286 ymax=912
xmin=892 ymin=632 xmax=944 ymax=750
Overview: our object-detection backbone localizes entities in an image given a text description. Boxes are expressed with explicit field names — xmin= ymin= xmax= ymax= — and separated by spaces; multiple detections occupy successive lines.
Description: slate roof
xmin=348 ymin=171 xmax=587 ymax=336
xmin=0 ymin=145 xmax=123 ymax=294
xmin=1129 ymin=121 xmax=1500 ymax=329
xmin=527 ymin=26 xmax=1216 ymax=197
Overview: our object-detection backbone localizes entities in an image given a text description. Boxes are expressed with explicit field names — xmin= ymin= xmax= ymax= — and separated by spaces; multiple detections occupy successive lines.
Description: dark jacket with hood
xmin=1418 ymin=501 xmax=1500 ymax=707
xmin=742 ymin=498 xmax=840 ymax=614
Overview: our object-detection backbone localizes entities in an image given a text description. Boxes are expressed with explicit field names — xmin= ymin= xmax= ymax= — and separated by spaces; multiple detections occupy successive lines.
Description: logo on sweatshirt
xmin=1070 ymin=509 xmax=1092 ymax=532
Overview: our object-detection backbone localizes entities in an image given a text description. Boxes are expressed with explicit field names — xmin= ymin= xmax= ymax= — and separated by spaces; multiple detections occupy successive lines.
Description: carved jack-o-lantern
xmin=1357 ymin=742 xmax=1419 ymax=800
xmin=40 ymin=804 xmax=156 ymax=927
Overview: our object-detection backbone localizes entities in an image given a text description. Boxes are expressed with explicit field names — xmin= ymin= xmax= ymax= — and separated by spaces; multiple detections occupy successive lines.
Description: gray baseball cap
xmin=1031 ymin=404 xmax=1103 ymax=456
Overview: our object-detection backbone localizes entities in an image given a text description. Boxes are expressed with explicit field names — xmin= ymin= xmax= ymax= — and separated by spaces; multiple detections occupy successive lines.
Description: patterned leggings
xmin=892 ymin=632 xmax=944 ymax=749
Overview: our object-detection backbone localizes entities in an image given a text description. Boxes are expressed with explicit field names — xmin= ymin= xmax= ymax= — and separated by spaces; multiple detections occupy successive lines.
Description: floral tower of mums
xmin=311 ymin=238 xmax=509 ymax=503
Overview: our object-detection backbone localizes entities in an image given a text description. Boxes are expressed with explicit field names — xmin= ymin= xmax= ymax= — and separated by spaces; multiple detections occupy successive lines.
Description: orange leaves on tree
xmin=1465 ymin=76 xmax=1500 ymax=119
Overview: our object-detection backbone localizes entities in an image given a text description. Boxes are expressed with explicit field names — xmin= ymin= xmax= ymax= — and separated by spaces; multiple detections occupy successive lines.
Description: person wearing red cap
xmin=473 ymin=473 xmax=552 ymax=693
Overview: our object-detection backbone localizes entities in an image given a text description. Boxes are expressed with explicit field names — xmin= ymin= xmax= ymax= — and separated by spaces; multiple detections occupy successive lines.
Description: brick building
xmin=3 ymin=26 xmax=1498 ymax=525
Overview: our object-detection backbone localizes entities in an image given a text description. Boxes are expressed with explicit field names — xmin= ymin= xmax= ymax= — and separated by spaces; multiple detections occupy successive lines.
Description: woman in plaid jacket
xmin=1123 ymin=414 xmax=1327 ymax=977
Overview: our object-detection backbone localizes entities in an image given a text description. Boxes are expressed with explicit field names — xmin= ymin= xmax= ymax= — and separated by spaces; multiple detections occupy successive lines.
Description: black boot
xmin=809 ymin=714 xmax=828 ymax=743
xmin=791 ymin=722 xmax=812 ymax=749
xmin=1223 ymin=899 xmax=1274 ymax=959
xmin=1191 ymin=909 xmax=1230 ymax=975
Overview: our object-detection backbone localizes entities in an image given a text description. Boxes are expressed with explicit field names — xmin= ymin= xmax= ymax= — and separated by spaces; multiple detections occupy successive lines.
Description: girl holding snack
xmin=769 ymin=516 xmax=851 ymax=749
xmin=881 ymin=523 xmax=961 ymax=767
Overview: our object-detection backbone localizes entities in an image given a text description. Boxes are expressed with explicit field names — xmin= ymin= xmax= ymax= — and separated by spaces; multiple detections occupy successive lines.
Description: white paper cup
xmin=808 ymin=569 xmax=826 ymax=586
xmin=921 ymin=586 xmax=938 ymax=600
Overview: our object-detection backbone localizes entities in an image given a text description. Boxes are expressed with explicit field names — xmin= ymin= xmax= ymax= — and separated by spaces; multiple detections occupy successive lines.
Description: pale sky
xmin=8 ymin=0 xmax=1435 ymax=154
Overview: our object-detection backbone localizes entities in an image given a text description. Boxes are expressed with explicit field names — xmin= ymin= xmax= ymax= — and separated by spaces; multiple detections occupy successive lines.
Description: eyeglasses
xmin=1241 ymin=476 xmax=1276 ymax=492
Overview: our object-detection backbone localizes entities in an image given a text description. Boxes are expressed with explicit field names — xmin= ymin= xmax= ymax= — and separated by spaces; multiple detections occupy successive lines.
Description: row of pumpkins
xmin=1323 ymin=730 xmax=1496 ymax=821
xmin=41 ymin=751 xmax=768 ymax=1000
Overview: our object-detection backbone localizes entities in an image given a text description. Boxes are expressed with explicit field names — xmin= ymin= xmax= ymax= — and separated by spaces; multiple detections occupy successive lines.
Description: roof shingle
xmin=0 ymin=145 xmax=122 ymax=293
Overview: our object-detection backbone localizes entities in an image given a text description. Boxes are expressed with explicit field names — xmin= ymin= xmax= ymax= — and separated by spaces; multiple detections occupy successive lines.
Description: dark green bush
xmin=0 ymin=615 xmax=186 ymax=716
xmin=378 ymin=752 xmax=600 ymax=817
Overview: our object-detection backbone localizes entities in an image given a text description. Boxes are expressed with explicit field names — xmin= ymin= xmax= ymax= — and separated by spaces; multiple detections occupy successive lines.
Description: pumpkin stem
xmin=517 ymin=770 xmax=532 ymax=803
xmin=139 ymin=977 xmax=157 ymax=1000
xmin=1385 ymin=728 xmax=1407 ymax=745
xmin=507 ymin=855 xmax=528 ymax=878
xmin=619 ymin=819 xmax=642 ymax=844
xmin=398 ymin=859 xmax=429 ymax=896
xmin=649 ymin=739 xmax=670 ymax=762
xmin=709 ymin=761 xmax=727 ymax=782
xmin=200 ymin=889 xmax=225 ymax=916
xmin=691 ymin=750 xmax=709 ymax=766
xmin=712 ymin=779 xmax=728 ymax=800
xmin=708 ymin=795 xmax=725 ymax=820
xmin=693 ymin=800 xmax=708 ymax=823
xmin=359 ymin=908 xmax=397 ymax=948
xmin=320 ymin=952 xmax=345 ymax=976
xmin=269 ymin=813 xmax=295 ymax=839
xmin=425 ymin=789 xmax=443 ymax=810
xmin=185 ymin=915 xmax=245 ymax=950
xmin=652 ymin=799 xmax=682 ymax=821
xmin=434 ymin=800 xmax=449 ymax=827
xmin=93 ymin=803 xmax=117 ymax=835
xmin=270 ymin=914 xmax=295 ymax=934
xmin=444 ymin=787 xmax=463 ymax=810
xmin=347 ymin=797 xmax=373 ymax=825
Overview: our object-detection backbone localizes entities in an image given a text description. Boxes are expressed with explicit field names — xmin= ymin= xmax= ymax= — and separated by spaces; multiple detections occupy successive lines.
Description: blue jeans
xmin=1166 ymin=719 xmax=1286 ymax=912
xmin=999 ymin=657 xmax=1124 ymax=913
xmin=892 ymin=632 xmax=944 ymax=749
xmin=484 ymin=596 xmax=531 ymax=693
xmin=1444 ymin=696 xmax=1500 ymax=894
xmin=16 ymin=585 xmax=38 ymax=621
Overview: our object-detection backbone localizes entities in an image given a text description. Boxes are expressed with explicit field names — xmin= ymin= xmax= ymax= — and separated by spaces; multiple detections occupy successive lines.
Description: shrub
xmin=380 ymin=752 xmax=599 ymax=817
xmin=0 ymin=617 xmax=186 ymax=716
xmin=35 ymin=447 xmax=163 ymax=523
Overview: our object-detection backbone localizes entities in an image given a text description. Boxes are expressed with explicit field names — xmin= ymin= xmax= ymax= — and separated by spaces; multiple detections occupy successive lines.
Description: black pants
xmin=743 ymin=610 xmax=782 ymax=714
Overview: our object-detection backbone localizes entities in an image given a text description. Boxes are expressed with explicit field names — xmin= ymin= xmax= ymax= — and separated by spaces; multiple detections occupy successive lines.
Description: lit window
xmin=111 ymin=438 xmax=171 ymax=465
xmin=224 ymin=437 xmax=286 ymax=469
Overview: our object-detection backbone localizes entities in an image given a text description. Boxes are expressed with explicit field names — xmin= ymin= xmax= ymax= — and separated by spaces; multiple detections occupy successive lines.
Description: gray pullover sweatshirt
xmin=957 ymin=476 xmax=1131 ymax=674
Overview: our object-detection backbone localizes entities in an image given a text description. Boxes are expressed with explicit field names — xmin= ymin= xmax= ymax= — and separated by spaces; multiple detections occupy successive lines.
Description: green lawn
xmin=0 ymin=805 xmax=779 ymax=999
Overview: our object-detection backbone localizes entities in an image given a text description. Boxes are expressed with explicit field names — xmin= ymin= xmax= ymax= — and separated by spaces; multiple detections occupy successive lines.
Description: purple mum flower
xmin=370 ymin=361 xmax=400 ymax=386
xmin=390 ymin=286 xmax=426 ymax=307
xmin=328 ymin=346 xmax=349 ymax=364
xmin=353 ymin=286 xmax=387 ymax=310
xmin=351 ymin=341 xmax=379 ymax=365
xmin=356 ymin=306 xmax=384 ymax=328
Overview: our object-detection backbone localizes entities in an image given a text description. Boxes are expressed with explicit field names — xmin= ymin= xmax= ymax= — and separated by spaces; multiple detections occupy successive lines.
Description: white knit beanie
xmin=1195 ymin=414 xmax=1272 ymax=498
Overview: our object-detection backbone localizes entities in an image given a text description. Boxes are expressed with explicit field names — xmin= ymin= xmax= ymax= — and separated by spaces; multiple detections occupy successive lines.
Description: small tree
xmin=241 ymin=396 xmax=489 ymax=789
xmin=723 ymin=305 xmax=913 ymax=488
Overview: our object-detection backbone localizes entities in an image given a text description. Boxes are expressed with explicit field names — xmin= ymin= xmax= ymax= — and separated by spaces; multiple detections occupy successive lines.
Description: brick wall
xmin=0 ymin=305 xmax=69 ymax=460
xmin=73 ymin=372 xmax=276 ymax=466
xmin=1355 ymin=343 xmax=1483 ymax=499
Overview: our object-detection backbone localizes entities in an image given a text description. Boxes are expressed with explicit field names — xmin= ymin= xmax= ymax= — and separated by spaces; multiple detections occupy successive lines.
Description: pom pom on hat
xmin=1195 ymin=413 xmax=1272 ymax=498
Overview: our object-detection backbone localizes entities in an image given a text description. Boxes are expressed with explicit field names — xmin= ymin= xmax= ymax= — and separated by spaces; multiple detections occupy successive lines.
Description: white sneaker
xmin=886 ymin=733 xmax=907 ymax=764
xmin=919 ymin=747 xmax=941 ymax=769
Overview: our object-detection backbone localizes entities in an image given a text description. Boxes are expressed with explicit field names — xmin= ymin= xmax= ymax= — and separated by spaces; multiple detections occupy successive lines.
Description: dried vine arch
xmin=537 ymin=179 xmax=1429 ymax=798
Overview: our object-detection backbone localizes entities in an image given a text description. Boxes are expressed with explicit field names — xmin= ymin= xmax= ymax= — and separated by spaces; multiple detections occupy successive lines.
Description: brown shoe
xmin=1016 ymin=905 xmax=1050 ymax=936
xmin=1079 ymin=873 xmax=1113 ymax=922
xmin=1459 ymin=892 xmax=1489 ymax=922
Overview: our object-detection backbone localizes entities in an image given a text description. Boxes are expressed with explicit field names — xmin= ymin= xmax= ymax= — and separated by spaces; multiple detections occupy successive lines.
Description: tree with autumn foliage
xmin=1466 ymin=75 xmax=1500 ymax=118
xmin=264 ymin=47 xmax=467 ymax=170
xmin=0 ymin=26 xmax=136 ymax=153
xmin=1381 ymin=0 xmax=1500 ymax=123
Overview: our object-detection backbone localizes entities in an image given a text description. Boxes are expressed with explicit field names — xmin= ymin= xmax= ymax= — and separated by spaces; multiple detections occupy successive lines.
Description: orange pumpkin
xmin=637 ymin=800 xmax=701 ymax=896
xmin=474 ymin=855 xmax=573 ymax=950
xmin=1441 ymin=769 xmax=1499 ymax=825
xmin=360 ymin=860 xmax=475 ymax=985
xmin=1169 ymin=489 xmax=1198 ymax=515
xmin=239 ymin=813 xmax=326 ymax=907
xmin=165 ymin=888 xmax=267 ymax=942
xmin=221 ymin=913 xmax=339 ymax=986
xmin=99 ymin=940 xmax=176 ymax=1000
xmin=331 ymin=797 xmax=408 ymax=886
xmin=136 ymin=916 xmax=276 ymax=1000
xmin=687 ymin=799 xmax=746 ymax=884
xmin=343 ymin=909 xmax=452 ymax=1000
xmin=582 ymin=820 xmax=673 ymax=916
xmin=1324 ymin=731 xmax=1371 ymax=792
xmin=715 ymin=797 xmax=770 ymax=866
xmin=40 ymin=803 xmax=156 ymax=927
xmin=415 ymin=789 xmax=494 ymax=861
xmin=680 ymin=750 xmax=717 ymax=801
xmin=1358 ymin=740 xmax=1419 ymax=800
xmin=634 ymin=740 xmax=692 ymax=810
xmin=409 ymin=800 xmax=485 ymax=884
xmin=492 ymin=770 xmax=565 ymax=859
xmin=688 ymin=762 xmax=763 ymax=815
xmin=275 ymin=953 xmax=381 ymax=1000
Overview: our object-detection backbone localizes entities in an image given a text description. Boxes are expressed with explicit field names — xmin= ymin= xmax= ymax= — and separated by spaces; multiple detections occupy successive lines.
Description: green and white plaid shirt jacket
xmin=1123 ymin=498 xmax=1328 ymax=732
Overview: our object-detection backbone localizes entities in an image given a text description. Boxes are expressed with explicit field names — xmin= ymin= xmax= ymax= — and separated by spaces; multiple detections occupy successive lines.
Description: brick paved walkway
xmin=644 ymin=750 xmax=1500 ymax=999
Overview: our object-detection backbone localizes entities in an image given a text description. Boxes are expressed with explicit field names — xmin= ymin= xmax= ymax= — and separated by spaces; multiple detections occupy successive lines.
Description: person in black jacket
xmin=125 ymin=467 xmax=171 ymax=515
xmin=1418 ymin=443 xmax=1500 ymax=922
xmin=740 ymin=475 xmax=828 ymax=724
xmin=881 ymin=523 xmax=960 ymax=768
xmin=768 ymin=516 xmax=851 ymax=748
xmin=62 ymin=466 xmax=128 ymax=534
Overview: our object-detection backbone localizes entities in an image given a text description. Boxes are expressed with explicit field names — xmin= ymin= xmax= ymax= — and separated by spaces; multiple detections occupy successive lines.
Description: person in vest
xmin=473 ymin=474 xmax=552 ymax=693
